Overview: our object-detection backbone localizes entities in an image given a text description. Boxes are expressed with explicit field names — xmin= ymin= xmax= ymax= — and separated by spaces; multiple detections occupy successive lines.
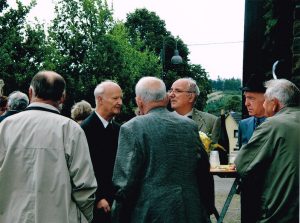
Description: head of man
xmin=242 ymin=74 xmax=267 ymax=118
xmin=168 ymin=78 xmax=200 ymax=115
xmin=94 ymin=80 xmax=122 ymax=121
xmin=29 ymin=71 xmax=66 ymax=109
xmin=135 ymin=76 xmax=168 ymax=115
xmin=7 ymin=91 xmax=29 ymax=111
xmin=263 ymin=79 xmax=300 ymax=117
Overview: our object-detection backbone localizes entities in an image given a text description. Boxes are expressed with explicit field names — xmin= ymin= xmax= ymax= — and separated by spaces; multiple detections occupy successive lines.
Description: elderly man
xmin=112 ymin=76 xmax=212 ymax=223
xmin=169 ymin=77 xmax=220 ymax=142
xmin=237 ymin=73 xmax=269 ymax=222
xmin=235 ymin=79 xmax=300 ymax=223
xmin=0 ymin=91 xmax=29 ymax=122
xmin=0 ymin=71 xmax=97 ymax=223
xmin=81 ymin=80 xmax=123 ymax=223
xmin=238 ymin=74 xmax=267 ymax=148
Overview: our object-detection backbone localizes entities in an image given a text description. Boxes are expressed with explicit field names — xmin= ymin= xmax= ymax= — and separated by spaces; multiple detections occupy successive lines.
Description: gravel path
xmin=210 ymin=176 xmax=241 ymax=223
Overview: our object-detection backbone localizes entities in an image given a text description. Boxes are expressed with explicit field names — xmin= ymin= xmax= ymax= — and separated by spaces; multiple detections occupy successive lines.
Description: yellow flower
xmin=199 ymin=131 xmax=225 ymax=154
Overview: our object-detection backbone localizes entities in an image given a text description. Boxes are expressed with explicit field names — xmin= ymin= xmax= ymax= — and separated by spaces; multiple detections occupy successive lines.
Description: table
xmin=210 ymin=167 xmax=240 ymax=223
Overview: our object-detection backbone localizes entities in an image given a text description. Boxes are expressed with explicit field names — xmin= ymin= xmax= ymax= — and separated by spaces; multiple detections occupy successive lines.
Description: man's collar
xmin=95 ymin=111 xmax=111 ymax=128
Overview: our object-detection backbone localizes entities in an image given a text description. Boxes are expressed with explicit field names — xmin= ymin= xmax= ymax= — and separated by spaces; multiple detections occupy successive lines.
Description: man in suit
xmin=169 ymin=77 xmax=220 ymax=143
xmin=169 ymin=77 xmax=217 ymax=216
xmin=112 ymin=76 xmax=211 ymax=223
xmin=237 ymin=73 xmax=268 ymax=223
xmin=235 ymin=79 xmax=300 ymax=222
xmin=238 ymin=74 xmax=267 ymax=149
xmin=0 ymin=91 xmax=29 ymax=122
xmin=81 ymin=80 xmax=123 ymax=223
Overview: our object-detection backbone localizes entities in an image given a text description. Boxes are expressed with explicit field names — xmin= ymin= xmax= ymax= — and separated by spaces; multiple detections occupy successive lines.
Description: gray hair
xmin=181 ymin=77 xmax=200 ymax=96
xmin=94 ymin=80 xmax=118 ymax=97
xmin=264 ymin=79 xmax=300 ymax=107
xmin=7 ymin=91 xmax=29 ymax=111
xmin=135 ymin=76 xmax=166 ymax=103
xmin=94 ymin=80 xmax=119 ymax=104
xmin=71 ymin=100 xmax=93 ymax=122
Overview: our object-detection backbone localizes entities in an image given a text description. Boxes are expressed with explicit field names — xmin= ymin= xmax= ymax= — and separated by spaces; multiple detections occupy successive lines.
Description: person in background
xmin=238 ymin=73 xmax=267 ymax=148
xmin=0 ymin=91 xmax=29 ymax=122
xmin=71 ymin=100 xmax=93 ymax=124
xmin=168 ymin=77 xmax=217 ymax=216
xmin=0 ymin=71 xmax=97 ymax=223
xmin=235 ymin=79 xmax=300 ymax=223
xmin=169 ymin=77 xmax=220 ymax=142
xmin=237 ymin=73 xmax=269 ymax=223
xmin=81 ymin=80 xmax=123 ymax=223
xmin=112 ymin=76 xmax=211 ymax=223
xmin=0 ymin=95 xmax=8 ymax=116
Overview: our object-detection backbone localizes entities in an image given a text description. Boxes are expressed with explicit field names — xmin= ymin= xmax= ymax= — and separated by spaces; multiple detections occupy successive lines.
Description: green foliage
xmin=211 ymin=76 xmax=241 ymax=91
xmin=0 ymin=0 xmax=44 ymax=94
xmin=1 ymin=0 xmax=212 ymax=120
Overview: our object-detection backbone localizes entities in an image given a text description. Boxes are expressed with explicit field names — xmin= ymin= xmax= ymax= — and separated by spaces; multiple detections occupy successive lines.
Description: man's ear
xmin=188 ymin=93 xmax=196 ymax=103
xmin=59 ymin=92 xmax=66 ymax=105
xmin=28 ymin=87 xmax=33 ymax=101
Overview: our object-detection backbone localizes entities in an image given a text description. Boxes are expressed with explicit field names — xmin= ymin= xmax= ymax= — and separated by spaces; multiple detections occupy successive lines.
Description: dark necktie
xmin=254 ymin=118 xmax=261 ymax=129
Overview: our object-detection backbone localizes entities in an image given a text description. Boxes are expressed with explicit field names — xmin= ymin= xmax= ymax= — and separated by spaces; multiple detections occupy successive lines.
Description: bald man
xmin=81 ymin=80 xmax=123 ymax=223
xmin=0 ymin=71 xmax=97 ymax=223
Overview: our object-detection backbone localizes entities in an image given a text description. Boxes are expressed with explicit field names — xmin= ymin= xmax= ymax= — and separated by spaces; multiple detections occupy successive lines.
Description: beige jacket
xmin=0 ymin=103 xmax=97 ymax=223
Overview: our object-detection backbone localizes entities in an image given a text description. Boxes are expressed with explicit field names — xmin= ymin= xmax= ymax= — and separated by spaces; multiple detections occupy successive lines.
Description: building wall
xmin=225 ymin=115 xmax=239 ymax=154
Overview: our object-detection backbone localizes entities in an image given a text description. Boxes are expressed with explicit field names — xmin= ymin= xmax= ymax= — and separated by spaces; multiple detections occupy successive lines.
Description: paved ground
xmin=210 ymin=176 xmax=241 ymax=223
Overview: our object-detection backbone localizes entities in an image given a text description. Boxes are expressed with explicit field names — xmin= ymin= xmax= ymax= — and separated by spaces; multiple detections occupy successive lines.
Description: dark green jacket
xmin=235 ymin=106 xmax=300 ymax=223
xmin=112 ymin=107 xmax=211 ymax=223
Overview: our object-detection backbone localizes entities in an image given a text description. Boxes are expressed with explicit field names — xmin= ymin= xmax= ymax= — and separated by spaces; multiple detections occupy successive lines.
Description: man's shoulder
xmin=239 ymin=116 xmax=254 ymax=125
xmin=80 ymin=112 xmax=97 ymax=127
xmin=193 ymin=108 xmax=217 ymax=120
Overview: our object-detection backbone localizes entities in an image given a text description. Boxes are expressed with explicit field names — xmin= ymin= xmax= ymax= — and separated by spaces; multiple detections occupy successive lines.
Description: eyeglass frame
xmin=167 ymin=89 xmax=195 ymax=94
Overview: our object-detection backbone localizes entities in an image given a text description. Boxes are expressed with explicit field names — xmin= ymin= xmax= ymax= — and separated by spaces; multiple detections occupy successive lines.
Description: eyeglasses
xmin=167 ymin=89 xmax=195 ymax=94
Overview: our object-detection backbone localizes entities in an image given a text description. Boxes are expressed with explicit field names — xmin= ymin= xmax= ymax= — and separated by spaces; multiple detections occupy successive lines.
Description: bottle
xmin=218 ymin=109 xmax=229 ymax=164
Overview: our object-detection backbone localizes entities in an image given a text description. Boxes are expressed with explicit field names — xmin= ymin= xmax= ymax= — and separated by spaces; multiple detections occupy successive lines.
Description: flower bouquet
xmin=199 ymin=131 xmax=225 ymax=154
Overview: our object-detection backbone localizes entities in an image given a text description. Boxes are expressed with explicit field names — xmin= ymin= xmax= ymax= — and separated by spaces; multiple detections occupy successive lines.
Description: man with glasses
xmin=169 ymin=77 xmax=219 ymax=216
xmin=169 ymin=77 xmax=220 ymax=142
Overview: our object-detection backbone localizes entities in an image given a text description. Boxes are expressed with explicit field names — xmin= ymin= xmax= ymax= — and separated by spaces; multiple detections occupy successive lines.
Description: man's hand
xmin=97 ymin=199 xmax=111 ymax=213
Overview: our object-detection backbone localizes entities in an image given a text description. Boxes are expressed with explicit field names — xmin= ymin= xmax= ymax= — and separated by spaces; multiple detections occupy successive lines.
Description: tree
xmin=0 ymin=0 xmax=45 ymax=95
xmin=46 ymin=0 xmax=160 ymax=120
xmin=125 ymin=8 xmax=210 ymax=109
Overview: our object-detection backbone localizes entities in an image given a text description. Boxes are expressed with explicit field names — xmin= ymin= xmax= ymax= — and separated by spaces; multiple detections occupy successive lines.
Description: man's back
xmin=0 ymin=103 xmax=97 ymax=223
xmin=236 ymin=106 xmax=300 ymax=222
xmin=112 ymin=107 xmax=210 ymax=223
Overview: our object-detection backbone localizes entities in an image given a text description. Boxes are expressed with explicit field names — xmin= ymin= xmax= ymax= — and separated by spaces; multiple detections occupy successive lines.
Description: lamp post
xmin=160 ymin=36 xmax=183 ymax=80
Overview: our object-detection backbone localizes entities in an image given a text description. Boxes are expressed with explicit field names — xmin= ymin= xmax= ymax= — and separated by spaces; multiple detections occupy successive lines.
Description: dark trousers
xmin=92 ymin=208 xmax=111 ymax=223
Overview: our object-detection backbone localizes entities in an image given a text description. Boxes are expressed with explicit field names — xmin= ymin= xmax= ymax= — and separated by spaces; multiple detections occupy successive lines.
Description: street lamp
xmin=160 ymin=36 xmax=183 ymax=79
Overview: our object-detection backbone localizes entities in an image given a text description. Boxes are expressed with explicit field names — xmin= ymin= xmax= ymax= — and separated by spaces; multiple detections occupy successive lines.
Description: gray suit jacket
xmin=112 ymin=107 xmax=211 ymax=223
xmin=192 ymin=108 xmax=220 ymax=143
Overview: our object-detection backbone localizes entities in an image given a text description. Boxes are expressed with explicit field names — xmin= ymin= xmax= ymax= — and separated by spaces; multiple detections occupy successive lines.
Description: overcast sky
xmin=8 ymin=0 xmax=245 ymax=80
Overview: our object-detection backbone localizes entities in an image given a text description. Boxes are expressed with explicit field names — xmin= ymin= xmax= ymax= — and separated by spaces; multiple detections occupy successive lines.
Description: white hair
xmin=7 ymin=91 xmax=29 ymax=111
xmin=135 ymin=76 xmax=166 ymax=103
xmin=94 ymin=80 xmax=119 ymax=104
xmin=180 ymin=77 xmax=200 ymax=96
xmin=264 ymin=79 xmax=300 ymax=107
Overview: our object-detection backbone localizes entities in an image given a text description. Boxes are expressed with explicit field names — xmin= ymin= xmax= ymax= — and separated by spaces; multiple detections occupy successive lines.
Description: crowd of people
xmin=0 ymin=70 xmax=299 ymax=223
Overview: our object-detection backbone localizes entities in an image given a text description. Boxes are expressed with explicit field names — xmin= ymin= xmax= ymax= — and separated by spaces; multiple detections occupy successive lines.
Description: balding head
xmin=135 ymin=77 xmax=168 ymax=115
xmin=135 ymin=77 xmax=166 ymax=103
xmin=94 ymin=80 xmax=123 ymax=120
xmin=30 ymin=71 xmax=66 ymax=102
